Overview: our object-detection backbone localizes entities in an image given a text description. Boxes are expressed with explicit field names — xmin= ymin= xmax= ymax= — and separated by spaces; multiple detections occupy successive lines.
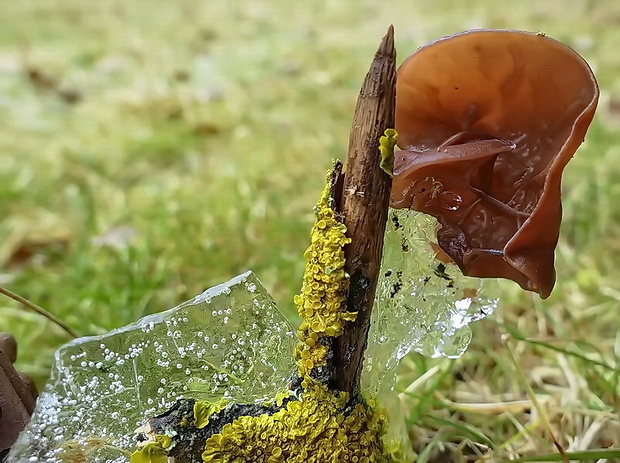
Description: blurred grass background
xmin=1 ymin=0 xmax=619 ymax=461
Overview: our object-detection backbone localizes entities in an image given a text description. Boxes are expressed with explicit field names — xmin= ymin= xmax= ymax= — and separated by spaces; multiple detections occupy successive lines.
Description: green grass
xmin=1 ymin=0 xmax=619 ymax=461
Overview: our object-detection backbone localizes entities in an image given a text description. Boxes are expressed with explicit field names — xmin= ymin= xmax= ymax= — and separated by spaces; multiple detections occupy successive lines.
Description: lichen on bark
xmin=198 ymin=165 xmax=403 ymax=463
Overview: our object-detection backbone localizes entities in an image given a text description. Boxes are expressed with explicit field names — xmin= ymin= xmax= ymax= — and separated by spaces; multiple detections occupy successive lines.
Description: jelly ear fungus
xmin=391 ymin=30 xmax=599 ymax=298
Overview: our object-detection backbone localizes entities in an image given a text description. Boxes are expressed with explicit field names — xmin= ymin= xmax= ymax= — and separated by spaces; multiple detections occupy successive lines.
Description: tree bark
xmin=330 ymin=26 xmax=396 ymax=394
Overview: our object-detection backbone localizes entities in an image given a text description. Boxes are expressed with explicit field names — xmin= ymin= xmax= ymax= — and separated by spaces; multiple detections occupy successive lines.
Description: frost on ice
xmin=9 ymin=271 xmax=296 ymax=463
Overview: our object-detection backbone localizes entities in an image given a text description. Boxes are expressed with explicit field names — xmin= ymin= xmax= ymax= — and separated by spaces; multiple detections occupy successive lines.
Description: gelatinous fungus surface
xmin=391 ymin=30 xmax=599 ymax=298
xmin=8 ymin=272 xmax=295 ymax=463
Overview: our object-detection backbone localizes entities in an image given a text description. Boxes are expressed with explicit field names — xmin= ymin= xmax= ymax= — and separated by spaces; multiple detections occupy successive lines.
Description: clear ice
xmin=10 ymin=210 xmax=499 ymax=462
xmin=8 ymin=271 xmax=296 ymax=463
xmin=362 ymin=208 xmax=499 ymax=396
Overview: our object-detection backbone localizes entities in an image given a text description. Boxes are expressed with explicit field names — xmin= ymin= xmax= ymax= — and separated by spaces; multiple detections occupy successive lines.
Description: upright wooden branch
xmin=330 ymin=26 xmax=396 ymax=394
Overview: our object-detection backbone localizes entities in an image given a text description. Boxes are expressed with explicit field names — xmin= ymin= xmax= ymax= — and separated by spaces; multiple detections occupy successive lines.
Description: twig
xmin=329 ymin=25 xmax=396 ymax=394
xmin=0 ymin=286 xmax=79 ymax=339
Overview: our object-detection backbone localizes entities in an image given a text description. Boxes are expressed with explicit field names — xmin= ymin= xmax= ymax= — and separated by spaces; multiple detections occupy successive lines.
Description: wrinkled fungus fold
xmin=391 ymin=30 xmax=599 ymax=298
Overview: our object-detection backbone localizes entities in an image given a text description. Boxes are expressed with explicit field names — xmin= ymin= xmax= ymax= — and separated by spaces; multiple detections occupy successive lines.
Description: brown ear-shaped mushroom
xmin=391 ymin=30 xmax=599 ymax=298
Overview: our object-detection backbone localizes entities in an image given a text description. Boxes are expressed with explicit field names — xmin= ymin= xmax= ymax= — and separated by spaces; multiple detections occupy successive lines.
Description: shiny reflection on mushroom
xmin=391 ymin=30 xmax=599 ymax=298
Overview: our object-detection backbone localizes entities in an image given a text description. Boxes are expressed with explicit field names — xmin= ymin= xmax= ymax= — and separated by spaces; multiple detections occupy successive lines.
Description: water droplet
xmin=440 ymin=191 xmax=462 ymax=210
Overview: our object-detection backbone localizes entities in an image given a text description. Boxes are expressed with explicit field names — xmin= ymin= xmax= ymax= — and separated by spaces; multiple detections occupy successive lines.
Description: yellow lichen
xmin=195 ymin=166 xmax=406 ymax=462
xmin=130 ymin=434 xmax=173 ymax=463
xmin=199 ymin=167 xmax=406 ymax=462
xmin=379 ymin=128 xmax=398 ymax=177
xmin=154 ymin=434 xmax=172 ymax=450
xmin=292 ymin=169 xmax=353 ymax=377
xmin=274 ymin=390 xmax=290 ymax=407
xmin=202 ymin=381 xmax=388 ymax=463
xmin=194 ymin=399 xmax=228 ymax=429
xmin=130 ymin=442 xmax=168 ymax=463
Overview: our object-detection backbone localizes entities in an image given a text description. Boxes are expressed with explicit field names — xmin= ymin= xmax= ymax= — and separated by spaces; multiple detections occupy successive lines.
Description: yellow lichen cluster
xmin=379 ymin=129 xmax=398 ymax=177
xmin=202 ymin=380 xmax=387 ymax=463
xmin=293 ymin=171 xmax=354 ymax=378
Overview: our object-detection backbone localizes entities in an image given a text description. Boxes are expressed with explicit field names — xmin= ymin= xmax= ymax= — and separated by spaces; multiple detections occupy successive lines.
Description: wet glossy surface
xmin=391 ymin=30 xmax=599 ymax=298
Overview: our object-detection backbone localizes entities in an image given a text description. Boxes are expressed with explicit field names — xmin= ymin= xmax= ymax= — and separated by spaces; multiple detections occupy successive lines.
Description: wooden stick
xmin=330 ymin=26 xmax=396 ymax=394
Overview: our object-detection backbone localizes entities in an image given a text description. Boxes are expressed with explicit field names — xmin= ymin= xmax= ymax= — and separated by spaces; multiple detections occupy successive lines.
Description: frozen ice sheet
xmin=9 ymin=271 xmax=296 ymax=463
xmin=10 ymin=211 xmax=499 ymax=462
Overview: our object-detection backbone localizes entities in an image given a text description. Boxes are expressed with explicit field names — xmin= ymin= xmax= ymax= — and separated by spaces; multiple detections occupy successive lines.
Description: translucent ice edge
xmin=9 ymin=271 xmax=296 ymax=463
